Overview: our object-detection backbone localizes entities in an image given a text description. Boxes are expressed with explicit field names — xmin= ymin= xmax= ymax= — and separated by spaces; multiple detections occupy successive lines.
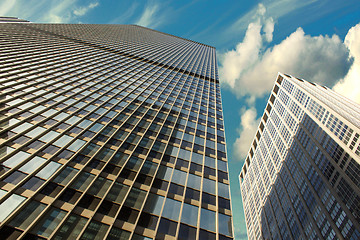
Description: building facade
xmin=0 ymin=22 xmax=233 ymax=239
xmin=240 ymin=73 xmax=360 ymax=239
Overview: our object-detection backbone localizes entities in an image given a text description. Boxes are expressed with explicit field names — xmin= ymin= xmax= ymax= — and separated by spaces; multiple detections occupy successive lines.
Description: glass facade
xmin=240 ymin=73 xmax=360 ymax=239
xmin=0 ymin=22 xmax=233 ymax=239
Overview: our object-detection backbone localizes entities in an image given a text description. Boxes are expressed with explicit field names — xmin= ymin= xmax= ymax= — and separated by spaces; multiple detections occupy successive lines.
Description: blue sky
xmin=2 ymin=0 xmax=360 ymax=239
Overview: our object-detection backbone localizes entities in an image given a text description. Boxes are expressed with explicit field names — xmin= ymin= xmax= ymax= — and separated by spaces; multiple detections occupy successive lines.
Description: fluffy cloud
xmin=219 ymin=4 xmax=274 ymax=89
xmin=226 ymin=4 xmax=359 ymax=161
xmin=220 ymin=5 xmax=352 ymax=99
xmin=333 ymin=23 xmax=360 ymax=104
xmin=233 ymin=108 xmax=261 ymax=159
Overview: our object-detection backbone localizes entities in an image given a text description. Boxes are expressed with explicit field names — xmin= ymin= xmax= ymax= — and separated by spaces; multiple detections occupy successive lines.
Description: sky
xmin=1 ymin=0 xmax=360 ymax=239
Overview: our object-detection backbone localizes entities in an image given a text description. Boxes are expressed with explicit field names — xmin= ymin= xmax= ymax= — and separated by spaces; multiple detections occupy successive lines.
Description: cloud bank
xmin=223 ymin=4 xmax=357 ymax=159
xmin=220 ymin=4 xmax=352 ymax=99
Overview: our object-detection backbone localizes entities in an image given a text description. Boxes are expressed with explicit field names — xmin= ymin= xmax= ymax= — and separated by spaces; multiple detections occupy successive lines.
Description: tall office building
xmin=239 ymin=73 xmax=360 ymax=239
xmin=0 ymin=21 xmax=233 ymax=239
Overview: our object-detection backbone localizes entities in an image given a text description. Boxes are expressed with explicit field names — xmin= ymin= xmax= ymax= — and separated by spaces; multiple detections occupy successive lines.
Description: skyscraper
xmin=0 ymin=21 xmax=233 ymax=239
xmin=239 ymin=73 xmax=360 ymax=239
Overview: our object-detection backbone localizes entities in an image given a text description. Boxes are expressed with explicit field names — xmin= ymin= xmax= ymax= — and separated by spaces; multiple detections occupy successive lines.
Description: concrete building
xmin=240 ymin=73 xmax=360 ymax=239
xmin=0 ymin=22 xmax=233 ymax=240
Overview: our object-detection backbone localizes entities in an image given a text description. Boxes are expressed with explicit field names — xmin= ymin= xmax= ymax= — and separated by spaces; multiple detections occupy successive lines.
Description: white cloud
xmin=135 ymin=1 xmax=165 ymax=29
xmin=0 ymin=0 xmax=98 ymax=23
xmin=73 ymin=2 xmax=99 ymax=17
xmin=219 ymin=4 xmax=274 ymax=89
xmin=220 ymin=4 xmax=352 ymax=99
xmin=225 ymin=0 xmax=318 ymax=42
xmin=233 ymin=108 xmax=261 ymax=159
xmin=333 ymin=23 xmax=360 ymax=104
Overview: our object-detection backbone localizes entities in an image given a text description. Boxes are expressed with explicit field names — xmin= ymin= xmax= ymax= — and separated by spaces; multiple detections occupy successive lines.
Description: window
xmin=143 ymin=193 xmax=164 ymax=215
xmin=53 ymin=213 xmax=88 ymax=239
xmin=0 ymin=194 xmax=26 ymax=222
xmin=31 ymin=207 xmax=67 ymax=238
xmin=54 ymin=167 xmax=79 ymax=185
xmin=9 ymin=200 xmax=46 ymax=230
xmin=80 ymin=220 xmax=109 ymax=240
xmin=19 ymin=156 xmax=46 ymax=173
xmin=218 ymin=213 xmax=233 ymax=236
xmin=200 ymin=208 xmax=216 ymax=232
xmin=162 ymin=198 xmax=182 ymax=221
xmin=88 ymin=177 xmax=112 ymax=198
xmin=124 ymin=187 xmax=146 ymax=210
xmin=107 ymin=227 xmax=131 ymax=240
xmin=3 ymin=151 xmax=30 ymax=168
xmin=36 ymin=161 xmax=61 ymax=179
xmin=105 ymin=182 xmax=129 ymax=204
xmin=181 ymin=203 xmax=198 ymax=226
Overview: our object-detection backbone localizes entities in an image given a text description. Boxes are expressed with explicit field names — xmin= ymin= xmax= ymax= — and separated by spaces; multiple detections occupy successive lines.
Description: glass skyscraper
xmin=240 ymin=72 xmax=360 ymax=239
xmin=0 ymin=21 xmax=233 ymax=239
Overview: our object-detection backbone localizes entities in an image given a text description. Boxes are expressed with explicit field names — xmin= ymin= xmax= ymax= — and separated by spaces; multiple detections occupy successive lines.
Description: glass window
xmin=39 ymin=130 xmax=60 ymax=142
xmin=65 ymin=115 xmax=81 ymax=125
xmin=77 ymin=119 xmax=92 ymax=129
xmin=124 ymin=187 xmax=146 ymax=210
xmin=53 ymin=135 xmax=73 ymax=148
xmin=191 ymin=152 xmax=203 ymax=164
xmin=53 ymin=112 xmax=70 ymax=121
xmin=22 ymin=177 xmax=45 ymax=191
xmin=87 ymin=177 xmax=112 ymax=198
xmin=71 ymin=171 xmax=95 ymax=191
xmin=95 ymin=148 xmax=115 ymax=161
xmin=54 ymin=167 xmax=78 ymax=185
xmin=218 ymin=213 xmax=233 ymax=236
xmin=53 ymin=213 xmax=88 ymax=240
xmin=80 ymin=220 xmax=109 ymax=240
xmin=81 ymin=143 xmax=100 ymax=157
xmin=165 ymin=145 xmax=179 ymax=157
xmin=143 ymin=193 xmax=164 ymax=215
xmin=36 ymin=161 xmax=61 ymax=179
xmin=105 ymin=182 xmax=129 ymax=204
xmin=205 ymin=156 xmax=215 ymax=168
xmin=156 ymin=165 xmax=173 ymax=181
xmin=200 ymin=208 xmax=216 ymax=232
xmin=0 ymin=189 xmax=7 ymax=198
xmin=0 ymin=146 xmax=15 ymax=159
xmin=31 ymin=207 xmax=67 ymax=237
xmin=67 ymin=139 xmax=86 ymax=152
xmin=3 ymin=151 xmax=30 ymax=168
xmin=203 ymin=178 xmax=216 ymax=195
xmin=218 ymin=160 xmax=227 ymax=172
xmin=181 ymin=203 xmax=198 ymax=226
xmin=107 ymin=227 xmax=131 ymax=240
xmin=0 ymin=194 xmax=26 ymax=222
xmin=178 ymin=149 xmax=191 ymax=161
xmin=171 ymin=169 xmax=187 ymax=186
xmin=25 ymin=126 xmax=47 ymax=138
xmin=187 ymin=174 xmax=201 ymax=190
xmin=218 ymin=182 xmax=230 ymax=199
xmin=19 ymin=156 xmax=47 ymax=173
xmin=9 ymin=200 xmax=46 ymax=230
xmin=162 ymin=198 xmax=181 ymax=221
xmin=12 ymin=122 xmax=33 ymax=133
xmin=4 ymin=171 xmax=27 ymax=185
xmin=89 ymin=123 xmax=104 ymax=132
